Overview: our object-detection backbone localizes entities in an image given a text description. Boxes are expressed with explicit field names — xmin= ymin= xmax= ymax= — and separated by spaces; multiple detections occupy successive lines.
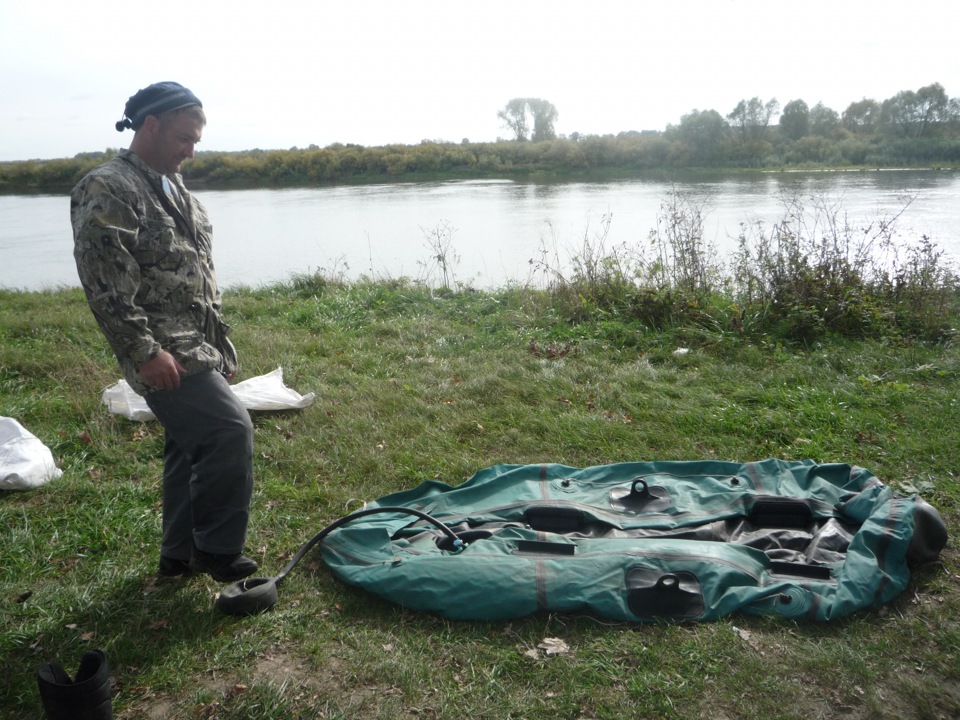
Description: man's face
xmin=147 ymin=112 xmax=203 ymax=174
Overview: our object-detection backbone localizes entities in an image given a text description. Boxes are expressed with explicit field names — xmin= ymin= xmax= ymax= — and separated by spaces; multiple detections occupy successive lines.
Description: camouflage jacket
xmin=72 ymin=149 xmax=237 ymax=395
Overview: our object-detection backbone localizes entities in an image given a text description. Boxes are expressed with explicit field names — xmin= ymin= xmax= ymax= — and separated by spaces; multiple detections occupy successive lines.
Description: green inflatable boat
xmin=320 ymin=459 xmax=948 ymax=622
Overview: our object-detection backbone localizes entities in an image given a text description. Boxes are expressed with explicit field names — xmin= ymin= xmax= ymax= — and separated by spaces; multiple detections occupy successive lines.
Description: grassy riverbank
xmin=1 ymin=278 xmax=958 ymax=719
xmin=4 ymin=138 xmax=960 ymax=196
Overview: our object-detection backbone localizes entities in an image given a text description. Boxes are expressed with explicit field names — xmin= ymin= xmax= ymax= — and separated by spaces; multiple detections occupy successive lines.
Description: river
xmin=1 ymin=170 xmax=958 ymax=291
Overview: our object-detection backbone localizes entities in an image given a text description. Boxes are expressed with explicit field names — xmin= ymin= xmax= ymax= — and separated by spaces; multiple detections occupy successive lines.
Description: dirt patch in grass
xmin=119 ymin=644 xmax=414 ymax=720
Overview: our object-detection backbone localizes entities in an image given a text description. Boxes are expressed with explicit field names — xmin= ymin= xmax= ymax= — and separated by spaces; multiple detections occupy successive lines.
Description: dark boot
xmin=190 ymin=548 xmax=258 ymax=582
xmin=36 ymin=649 xmax=113 ymax=720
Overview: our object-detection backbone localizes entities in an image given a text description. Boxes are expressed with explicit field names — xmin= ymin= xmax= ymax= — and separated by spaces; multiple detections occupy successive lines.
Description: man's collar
xmin=119 ymin=148 xmax=180 ymax=181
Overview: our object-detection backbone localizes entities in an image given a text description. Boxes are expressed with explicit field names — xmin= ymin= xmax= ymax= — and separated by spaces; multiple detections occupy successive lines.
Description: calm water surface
xmin=2 ymin=170 xmax=958 ymax=291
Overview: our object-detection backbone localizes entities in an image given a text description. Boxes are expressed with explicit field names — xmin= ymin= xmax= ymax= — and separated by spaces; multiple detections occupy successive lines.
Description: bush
xmin=533 ymin=190 xmax=958 ymax=344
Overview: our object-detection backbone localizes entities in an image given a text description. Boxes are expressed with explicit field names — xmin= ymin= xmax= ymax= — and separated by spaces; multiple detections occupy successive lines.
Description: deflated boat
xmin=320 ymin=459 xmax=948 ymax=622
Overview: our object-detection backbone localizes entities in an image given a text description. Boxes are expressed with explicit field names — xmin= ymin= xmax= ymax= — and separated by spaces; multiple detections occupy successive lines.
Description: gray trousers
xmin=144 ymin=369 xmax=254 ymax=560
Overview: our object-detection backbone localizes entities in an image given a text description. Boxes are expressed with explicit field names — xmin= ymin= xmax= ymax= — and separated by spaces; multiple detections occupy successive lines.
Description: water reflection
xmin=1 ymin=171 xmax=957 ymax=291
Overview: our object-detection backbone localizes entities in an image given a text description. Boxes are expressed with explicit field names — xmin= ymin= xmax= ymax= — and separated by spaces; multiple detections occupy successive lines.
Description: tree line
xmin=2 ymin=83 xmax=959 ymax=194
xmin=669 ymin=82 xmax=960 ymax=167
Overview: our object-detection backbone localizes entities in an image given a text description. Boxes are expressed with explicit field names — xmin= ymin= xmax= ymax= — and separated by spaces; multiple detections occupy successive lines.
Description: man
xmin=72 ymin=81 xmax=257 ymax=582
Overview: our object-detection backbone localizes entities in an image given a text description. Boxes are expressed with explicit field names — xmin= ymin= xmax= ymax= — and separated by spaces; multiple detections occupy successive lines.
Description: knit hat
xmin=115 ymin=81 xmax=202 ymax=132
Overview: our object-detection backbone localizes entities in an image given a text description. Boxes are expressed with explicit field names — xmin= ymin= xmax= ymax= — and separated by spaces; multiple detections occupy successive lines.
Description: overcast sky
xmin=2 ymin=0 xmax=957 ymax=162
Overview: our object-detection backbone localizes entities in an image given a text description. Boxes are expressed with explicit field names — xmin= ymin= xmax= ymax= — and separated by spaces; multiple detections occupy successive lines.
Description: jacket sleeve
xmin=71 ymin=175 xmax=162 ymax=365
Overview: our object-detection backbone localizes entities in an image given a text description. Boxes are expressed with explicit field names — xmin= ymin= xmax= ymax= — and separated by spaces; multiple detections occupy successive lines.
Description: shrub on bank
xmin=530 ymin=190 xmax=958 ymax=345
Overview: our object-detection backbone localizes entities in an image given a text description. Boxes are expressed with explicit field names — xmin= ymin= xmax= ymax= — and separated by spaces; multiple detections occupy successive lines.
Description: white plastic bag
xmin=102 ymin=366 xmax=315 ymax=421
xmin=231 ymin=367 xmax=316 ymax=411
xmin=102 ymin=381 xmax=155 ymax=421
xmin=0 ymin=416 xmax=63 ymax=490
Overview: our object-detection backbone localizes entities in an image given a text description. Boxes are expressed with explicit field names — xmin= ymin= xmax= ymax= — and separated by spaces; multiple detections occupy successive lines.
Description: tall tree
xmin=674 ymin=109 xmax=729 ymax=165
xmin=727 ymin=97 xmax=780 ymax=143
xmin=528 ymin=98 xmax=559 ymax=142
xmin=897 ymin=83 xmax=950 ymax=137
xmin=809 ymin=102 xmax=840 ymax=137
xmin=916 ymin=83 xmax=953 ymax=136
xmin=726 ymin=97 xmax=779 ymax=166
xmin=779 ymin=99 xmax=810 ymax=141
xmin=497 ymin=98 xmax=530 ymax=141
xmin=842 ymin=98 xmax=880 ymax=135
xmin=497 ymin=98 xmax=559 ymax=142
xmin=880 ymin=83 xmax=952 ymax=138
xmin=949 ymin=97 xmax=960 ymax=134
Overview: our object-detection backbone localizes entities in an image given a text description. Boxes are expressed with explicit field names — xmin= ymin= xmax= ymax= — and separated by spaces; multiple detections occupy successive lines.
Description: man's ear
xmin=141 ymin=115 xmax=161 ymax=135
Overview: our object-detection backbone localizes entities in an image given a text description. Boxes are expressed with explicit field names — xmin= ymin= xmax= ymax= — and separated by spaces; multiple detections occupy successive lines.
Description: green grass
xmin=1 ymin=282 xmax=958 ymax=719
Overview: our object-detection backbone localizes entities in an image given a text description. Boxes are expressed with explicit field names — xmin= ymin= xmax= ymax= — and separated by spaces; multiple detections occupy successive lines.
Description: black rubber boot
xmin=190 ymin=548 xmax=258 ymax=582
xmin=36 ymin=649 xmax=113 ymax=720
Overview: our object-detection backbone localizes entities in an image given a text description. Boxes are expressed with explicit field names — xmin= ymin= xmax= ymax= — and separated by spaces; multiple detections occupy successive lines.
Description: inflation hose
xmin=216 ymin=506 xmax=465 ymax=615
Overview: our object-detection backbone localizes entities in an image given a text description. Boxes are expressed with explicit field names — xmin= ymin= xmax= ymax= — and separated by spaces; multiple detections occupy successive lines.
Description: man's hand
xmin=139 ymin=351 xmax=187 ymax=391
